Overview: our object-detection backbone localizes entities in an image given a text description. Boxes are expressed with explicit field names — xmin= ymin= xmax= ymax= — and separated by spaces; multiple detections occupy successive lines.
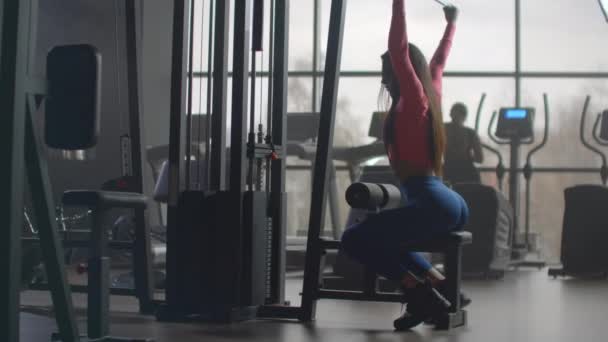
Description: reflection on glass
xmin=600 ymin=0 xmax=608 ymax=22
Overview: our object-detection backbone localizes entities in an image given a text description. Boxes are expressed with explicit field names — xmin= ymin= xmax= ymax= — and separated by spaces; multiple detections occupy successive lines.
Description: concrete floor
xmin=20 ymin=269 xmax=608 ymax=341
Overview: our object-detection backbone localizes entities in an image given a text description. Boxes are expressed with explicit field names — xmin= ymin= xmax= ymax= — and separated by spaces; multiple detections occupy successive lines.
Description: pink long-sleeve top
xmin=385 ymin=0 xmax=455 ymax=171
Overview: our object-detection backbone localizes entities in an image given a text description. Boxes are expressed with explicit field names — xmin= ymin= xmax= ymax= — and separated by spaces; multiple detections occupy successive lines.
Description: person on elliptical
xmin=444 ymin=102 xmax=484 ymax=185
xmin=341 ymin=0 xmax=470 ymax=330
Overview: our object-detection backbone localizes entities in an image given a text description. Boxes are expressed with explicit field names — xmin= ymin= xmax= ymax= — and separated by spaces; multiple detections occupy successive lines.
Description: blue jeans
xmin=341 ymin=176 xmax=469 ymax=281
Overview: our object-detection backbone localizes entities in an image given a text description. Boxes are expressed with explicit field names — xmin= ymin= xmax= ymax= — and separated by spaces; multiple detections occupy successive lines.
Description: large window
xmin=522 ymin=0 xmax=608 ymax=71
xmin=183 ymin=0 xmax=608 ymax=259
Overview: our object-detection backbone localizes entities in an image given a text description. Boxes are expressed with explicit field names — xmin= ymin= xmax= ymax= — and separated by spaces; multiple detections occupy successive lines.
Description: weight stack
xmin=173 ymin=190 xmax=270 ymax=322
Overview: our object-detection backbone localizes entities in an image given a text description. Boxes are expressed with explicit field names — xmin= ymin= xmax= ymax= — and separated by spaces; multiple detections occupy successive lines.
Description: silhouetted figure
xmin=444 ymin=103 xmax=483 ymax=184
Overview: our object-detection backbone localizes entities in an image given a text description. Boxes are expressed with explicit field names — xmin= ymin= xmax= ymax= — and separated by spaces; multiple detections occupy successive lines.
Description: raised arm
xmin=430 ymin=6 xmax=458 ymax=100
xmin=388 ymin=0 xmax=427 ymax=114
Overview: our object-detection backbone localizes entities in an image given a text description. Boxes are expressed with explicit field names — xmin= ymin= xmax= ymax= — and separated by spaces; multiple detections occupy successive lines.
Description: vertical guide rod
xmin=248 ymin=52 xmax=257 ymax=190
xmin=265 ymin=0 xmax=275 ymax=195
xmin=228 ymin=0 xmax=252 ymax=309
xmin=185 ymin=0 xmax=197 ymax=189
xmin=25 ymin=96 xmax=81 ymax=342
xmin=300 ymin=0 xmax=347 ymax=322
xmin=204 ymin=0 xmax=215 ymax=190
xmin=209 ymin=0 xmax=230 ymax=191
xmin=266 ymin=0 xmax=275 ymax=137
xmin=125 ymin=0 xmax=155 ymax=313
xmin=312 ymin=0 xmax=321 ymax=112
xmin=515 ymin=0 xmax=521 ymax=107
xmin=249 ymin=0 xmax=264 ymax=190
xmin=165 ymin=0 xmax=191 ymax=306
xmin=0 ymin=1 xmax=24 ymax=340
xmin=269 ymin=0 xmax=290 ymax=305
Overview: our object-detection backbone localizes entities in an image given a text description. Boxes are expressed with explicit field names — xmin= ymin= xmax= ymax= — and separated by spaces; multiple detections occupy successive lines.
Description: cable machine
xmin=158 ymin=0 xmax=349 ymax=323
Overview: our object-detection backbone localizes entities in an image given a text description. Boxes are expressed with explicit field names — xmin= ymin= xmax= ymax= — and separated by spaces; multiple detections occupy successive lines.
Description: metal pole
xmin=515 ymin=0 xmax=521 ymax=106
xmin=509 ymin=139 xmax=521 ymax=245
xmin=227 ymin=0 xmax=252 ymax=309
xmin=230 ymin=0 xmax=251 ymax=194
xmin=0 ymin=0 xmax=30 ymax=340
xmin=204 ymin=0 xmax=215 ymax=190
xmin=266 ymin=0 xmax=275 ymax=136
xmin=312 ymin=0 xmax=321 ymax=112
xmin=25 ymin=97 xmax=81 ymax=342
xmin=248 ymin=52 xmax=257 ymax=190
xmin=209 ymin=0 xmax=230 ymax=191
xmin=185 ymin=0 xmax=196 ymax=189
xmin=125 ymin=0 xmax=155 ymax=313
xmin=269 ymin=0 xmax=289 ymax=305
xmin=300 ymin=0 xmax=347 ymax=322
xmin=164 ymin=0 xmax=191 ymax=307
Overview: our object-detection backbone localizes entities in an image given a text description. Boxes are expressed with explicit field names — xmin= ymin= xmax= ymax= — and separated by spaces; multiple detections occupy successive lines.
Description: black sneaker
xmin=394 ymin=311 xmax=425 ymax=331
xmin=423 ymin=284 xmax=471 ymax=326
xmin=436 ymin=282 xmax=472 ymax=309
xmin=394 ymin=282 xmax=451 ymax=331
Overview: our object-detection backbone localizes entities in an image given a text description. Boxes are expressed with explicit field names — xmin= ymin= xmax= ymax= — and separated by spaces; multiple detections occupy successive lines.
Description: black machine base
xmin=155 ymin=304 xmax=259 ymax=323
xmin=52 ymin=333 xmax=154 ymax=342
xmin=511 ymin=247 xmax=546 ymax=269
xmin=548 ymin=267 xmax=608 ymax=279
xmin=434 ymin=309 xmax=467 ymax=331
xmin=322 ymin=275 xmax=399 ymax=293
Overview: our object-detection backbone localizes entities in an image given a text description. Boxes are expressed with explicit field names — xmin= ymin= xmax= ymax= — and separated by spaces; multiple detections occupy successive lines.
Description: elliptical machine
xmin=484 ymin=94 xmax=550 ymax=268
xmin=549 ymin=97 xmax=608 ymax=278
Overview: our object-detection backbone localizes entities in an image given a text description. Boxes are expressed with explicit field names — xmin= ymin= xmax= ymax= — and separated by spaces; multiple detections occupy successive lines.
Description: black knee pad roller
xmin=345 ymin=182 xmax=402 ymax=211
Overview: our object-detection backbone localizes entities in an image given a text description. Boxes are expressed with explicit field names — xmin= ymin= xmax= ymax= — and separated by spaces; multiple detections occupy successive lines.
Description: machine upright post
xmin=25 ymin=97 xmax=81 ymax=341
xmin=209 ymin=0 xmax=230 ymax=191
xmin=124 ymin=0 xmax=155 ymax=313
xmin=269 ymin=0 xmax=290 ymax=305
xmin=164 ymin=0 xmax=191 ymax=309
xmin=300 ymin=0 xmax=347 ymax=322
xmin=0 ymin=1 xmax=29 ymax=340
xmin=509 ymin=138 xmax=520 ymax=247
xmin=227 ymin=0 xmax=252 ymax=309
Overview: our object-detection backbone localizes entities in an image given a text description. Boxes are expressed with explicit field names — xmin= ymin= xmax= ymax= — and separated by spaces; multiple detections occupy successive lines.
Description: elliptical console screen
xmin=496 ymin=107 xmax=534 ymax=140
xmin=505 ymin=109 xmax=527 ymax=119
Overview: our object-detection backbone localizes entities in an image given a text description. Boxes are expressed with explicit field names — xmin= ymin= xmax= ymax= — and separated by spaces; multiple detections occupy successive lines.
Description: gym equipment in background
xmin=485 ymin=94 xmax=550 ymax=268
xmin=45 ymin=45 xmax=101 ymax=150
xmin=46 ymin=43 xmax=152 ymax=342
xmin=452 ymin=183 xmax=513 ymax=278
xmin=155 ymin=0 xmax=341 ymax=323
xmin=1 ymin=0 xmax=156 ymax=339
xmin=6 ymin=39 xmax=152 ymax=342
xmin=472 ymin=94 xmax=507 ymax=190
xmin=21 ymin=0 xmax=158 ymax=319
xmin=549 ymin=97 xmax=608 ymax=278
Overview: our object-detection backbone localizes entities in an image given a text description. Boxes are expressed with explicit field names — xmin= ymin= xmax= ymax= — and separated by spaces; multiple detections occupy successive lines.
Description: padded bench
xmin=315 ymin=182 xmax=473 ymax=330
xmin=403 ymin=230 xmax=472 ymax=329
xmin=318 ymin=230 xmax=472 ymax=330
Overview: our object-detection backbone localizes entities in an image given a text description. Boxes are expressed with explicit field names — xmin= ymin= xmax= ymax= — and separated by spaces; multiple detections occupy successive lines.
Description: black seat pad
xmin=402 ymin=231 xmax=472 ymax=252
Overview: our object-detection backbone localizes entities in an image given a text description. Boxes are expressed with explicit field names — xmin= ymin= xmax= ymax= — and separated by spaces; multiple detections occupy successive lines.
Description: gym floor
xmin=20 ymin=269 xmax=608 ymax=341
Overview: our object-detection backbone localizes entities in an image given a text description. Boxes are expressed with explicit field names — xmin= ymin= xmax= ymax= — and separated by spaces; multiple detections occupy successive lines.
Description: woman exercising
xmin=341 ymin=0 xmax=469 ymax=330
